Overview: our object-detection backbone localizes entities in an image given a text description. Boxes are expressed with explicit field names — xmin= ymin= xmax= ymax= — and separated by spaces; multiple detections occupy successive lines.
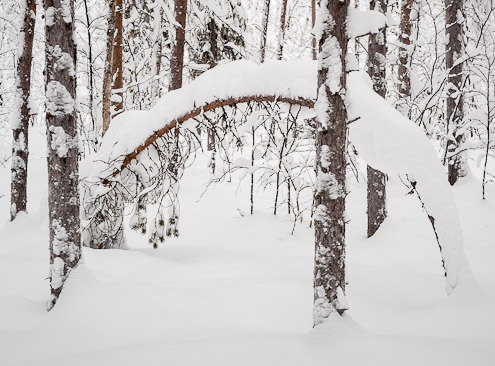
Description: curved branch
xmin=103 ymin=95 xmax=314 ymax=183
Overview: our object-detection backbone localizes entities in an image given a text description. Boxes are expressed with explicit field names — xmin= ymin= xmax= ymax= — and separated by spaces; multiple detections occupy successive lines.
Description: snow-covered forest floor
xmin=0 ymin=126 xmax=494 ymax=365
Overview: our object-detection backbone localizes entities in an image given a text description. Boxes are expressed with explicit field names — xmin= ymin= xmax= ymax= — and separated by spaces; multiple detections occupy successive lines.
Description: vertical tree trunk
xmin=82 ymin=0 xmax=97 ymax=143
xmin=44 ymin=0 xmax=81 ymax=310
xmin=102 ymin=0 xmax=115 ymax=135
xmin=259 ymin=0 xmax=271 ymax=63
xmin=111 ymin=0 xmax=123 ymax=118
xmin=207 ymin=18 xmax=218 ymax=152
xmin=313 ymin=0 xmax=349 ymax=326
xmin=277 ymin=0 xmax=288 ymax=60
xmin=10 ymin=0 xmax=36 ymax=221
xmin=366 ymin=0 xmax=387 ymax=238
xmin=398 ymin=0 xmax=413 ymax=116
xmin=445 ymin=0 xmax=467 ymax=185
xmin=170 ymin=0 xmax=187 ymax=92
xmin=311 ymin=0 xmax=316 ymax=61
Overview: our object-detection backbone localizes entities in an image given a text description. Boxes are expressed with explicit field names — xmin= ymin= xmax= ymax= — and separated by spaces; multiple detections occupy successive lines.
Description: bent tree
xmin=11 ymin=0 xmax=36 ymax=221
xmin=45 ymin=0 xmax=81 ymax=309
xmin=313 ymin=0 xmax=349 ymax=326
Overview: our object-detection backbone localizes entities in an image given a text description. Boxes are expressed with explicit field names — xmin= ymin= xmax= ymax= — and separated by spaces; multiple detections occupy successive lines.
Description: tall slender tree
xmin=313 ymin=0 xmax=349 ymax=326
xmin=111 ymin=0 xmax=123 ymax=118
xmin=445 ymin=0 xmax=467 ymax=185
xmin=366 ymin=0 xmax=388 ymax=238
xmin=277 ymin=0 xmax=288 ymax=59
xmin=44 ymin=0 xmax=81 ymax=309
xmin=397 ymin=0 xmax=414 ymax=117
xmin=102 ymin=0 xmax=115 ymax=134
xmin=170 ymin=0 xmax=187 ymax=92
xmin=259 ymin=0 xmax=271 ymax=63
xmin=10 ymin=0 xmax=36 ymax=221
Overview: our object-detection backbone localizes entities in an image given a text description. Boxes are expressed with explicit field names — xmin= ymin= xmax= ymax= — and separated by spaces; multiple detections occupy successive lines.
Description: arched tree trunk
xmin=10 ymin=0 xmax=36 ymax=221
xmin=313 ymin=0 xmax=349 ymax=326
xmin=445 ymin=0 xmax=467 ymax=185
xmin=44 ymin=0 xmax=81 ymax=310
xmin=366 ymin=0 xmax=388 ymax=238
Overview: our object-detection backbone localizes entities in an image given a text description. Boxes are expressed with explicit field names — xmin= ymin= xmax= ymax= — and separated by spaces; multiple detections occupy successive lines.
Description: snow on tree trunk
xmin=277 ymin=0 xmax=288 ymax=60
xmin=170 ymin=0 xmax=187 ymax=92
xmin=313 ymin=0 xmax=349 ymax=327
xmin=445 ymin=0 xmax=467 ymax=185
xmin=10 ymin=0 xmax=36 ymax=221
xmin=259 ymin=0 xmax=271 ymax=63
xmin=44 ymin=0 xmax=81 ymax=310
xmin=312 ymin=0 xmax=317 ymax=61
xmin=111 ymin=0 xmax=123 ymax=118
xmin=366 ymin=0 xmax=387 ymax=238
xmin=207 ymin=18 xmax=218 ymax=152
xmin=102 ymin=0 xmax=115 ymax=135
xmin=397 ymin=0 xmax=414 ymax=116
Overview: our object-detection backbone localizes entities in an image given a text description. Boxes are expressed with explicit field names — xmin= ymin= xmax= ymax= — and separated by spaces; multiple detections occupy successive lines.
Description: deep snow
xmin=0 ymin=126 xmax=494 ymax=365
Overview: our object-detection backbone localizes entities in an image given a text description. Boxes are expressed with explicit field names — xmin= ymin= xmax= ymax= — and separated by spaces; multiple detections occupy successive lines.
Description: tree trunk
xmin=277 ymin=0 xmax=288 ymax=60
xmin=445 ymin=0 xmax=467 ymax=185
xmin=102 ymin=0 xmax=115 ymax=135
xmin=111 ymin=0 xmax=123 ymax=118
xmin=259 ymin=0 xmax=271 ymax=63
xmin=366 ymin=0 xmax=387 ymax=238
xmin=313 ymin=0 xmax=349 ymax=326
xmin=10 ymin=0 xmax=36 ymax=221
xmin=207 ymin=18 xmax=218 ymax=152
xmin=398 ymin=0 xmax=413 ymax=116
xmin=44 ymin=0 xmax=81 ymax=310
xmin=311 ymin=0 xmax=316 ymax=61
xmin=170 ymin=0 xmax=187 ymax=92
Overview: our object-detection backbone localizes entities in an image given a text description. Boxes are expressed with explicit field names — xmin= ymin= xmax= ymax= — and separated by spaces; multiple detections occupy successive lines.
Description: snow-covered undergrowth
xmin=0 ymin=126 xmax=494 ymax=365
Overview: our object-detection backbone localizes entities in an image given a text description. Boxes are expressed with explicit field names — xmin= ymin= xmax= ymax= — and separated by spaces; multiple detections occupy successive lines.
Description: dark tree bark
xmin=366 ymin=0 xmax=387 ymax=238
xmin=111 ymin=0 xmax=124 ymax=117
xmin=398 ymin=0 xmax=414 ymax=115
xmin=313 ymin=0 xmax=349 ymax=326
xmin=44 ymin=0 xmax=81 ymax=310
xmin=259 ymin=0 xmax=271 ymax=63
xmin=170 ymin=0 xmax=187 ymax=92
xmin=10 ymin=0 xmax=36 ymax=221
xmin=277 ymin=0 xmax=288 ymax=60
xmin=207 ymin=18 xmax=218 ymax=152
xmin=445 ymin=0 xmax=467 ymax=185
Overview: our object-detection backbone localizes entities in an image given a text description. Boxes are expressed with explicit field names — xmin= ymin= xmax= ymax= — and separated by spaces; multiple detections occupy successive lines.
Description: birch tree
xmin=44 ymin=0 xmax=81 ymax=309
xmin=313 ymin=0 xmax=349 ymax=326
xmin=367 ymin=0 xmax=387 ymax=238
xmin=10 ymin=0 xmax=36 ymax=221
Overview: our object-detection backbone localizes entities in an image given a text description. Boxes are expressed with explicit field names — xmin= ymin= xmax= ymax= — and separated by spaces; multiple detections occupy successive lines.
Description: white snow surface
xmin=0 ymin=127 xmax=494 ymax=365
xmin=347 ymin=8 xmax=391 ymax=38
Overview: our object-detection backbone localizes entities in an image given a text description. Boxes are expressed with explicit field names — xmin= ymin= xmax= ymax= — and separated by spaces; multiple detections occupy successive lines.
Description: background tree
xmin=366 ymin=0 xmax=388 ymax=237
xmin=44 ymin=0 xmax=81 ymax=309
xmin=445 ymin=0 xmax=467 ymax=185
xmin=10 ymin=0 xmax=36 ymax=221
